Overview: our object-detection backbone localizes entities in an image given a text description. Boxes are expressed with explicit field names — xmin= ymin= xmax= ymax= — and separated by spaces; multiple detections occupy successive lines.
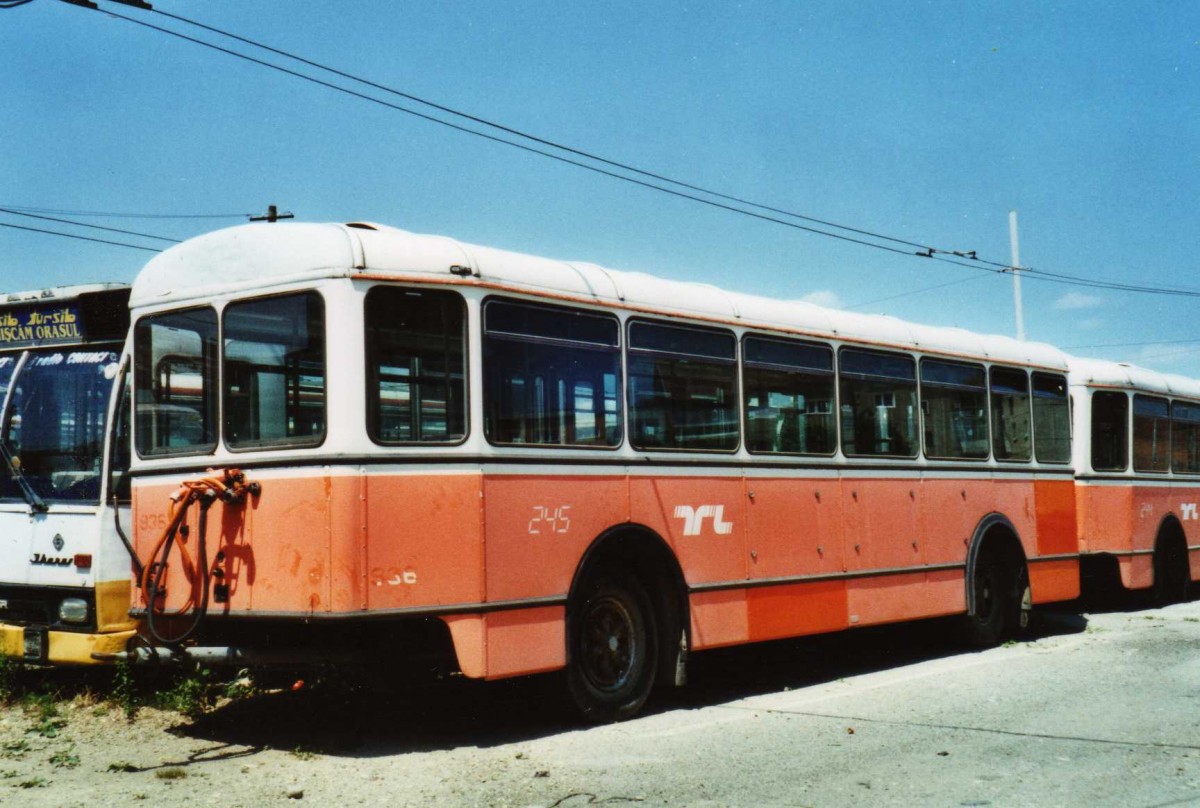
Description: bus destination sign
xmin=0 ymin=304 xmax=85 ymax=348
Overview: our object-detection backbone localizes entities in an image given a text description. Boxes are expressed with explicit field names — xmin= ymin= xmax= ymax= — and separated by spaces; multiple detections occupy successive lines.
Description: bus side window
xmin=839 ymin=348 xmax=917 ymax=458
xmin=920 ymin=359 xmax=988 ymax=460
xmin=483 ymin=299 xmax=620 ymax=448
xmin=1032 ymin=373 xmax=1071 ymax=464
xmin=366 ymin=287 xmax=467 ymax=444
xmin=1132 ymin=394 xmax=1170 ymax=473
xmin=990 ymin=366 xmax=1032 ymax=462
xmin=1091 ymin=390 xmax=1128 ymax=472
xmin=1172 ymin=400 xmax=1200 ymax=474
xmin=627 ymin=321 xmax=738 ymax=452
xmin=742 ymin=335 xmax=835 ymax=455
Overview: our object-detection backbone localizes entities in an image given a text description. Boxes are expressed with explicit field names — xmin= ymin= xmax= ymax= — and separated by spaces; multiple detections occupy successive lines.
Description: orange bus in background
xmin=124 ymin=222 xmax=1080 ymax=721
xmin=1071 ymin=359 xmax=1200 ymax=603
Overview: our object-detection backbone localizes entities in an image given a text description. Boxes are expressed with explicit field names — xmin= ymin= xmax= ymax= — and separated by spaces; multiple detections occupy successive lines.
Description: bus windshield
xmin=1 ymin=348 xmax=121 ymax=504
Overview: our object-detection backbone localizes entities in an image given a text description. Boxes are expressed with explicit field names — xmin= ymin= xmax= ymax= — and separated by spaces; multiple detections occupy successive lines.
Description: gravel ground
xmin=2 ymin=596 xmax=1199 ymax=807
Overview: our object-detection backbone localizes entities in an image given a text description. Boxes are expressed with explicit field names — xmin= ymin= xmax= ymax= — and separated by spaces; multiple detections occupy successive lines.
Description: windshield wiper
xmin=0 ymin=436 xmax=47 ymax=513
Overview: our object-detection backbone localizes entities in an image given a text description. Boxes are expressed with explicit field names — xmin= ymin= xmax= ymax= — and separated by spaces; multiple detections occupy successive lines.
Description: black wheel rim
xmin=580 ymin=595 xmax=638 ymax=693
xmin=975 ymin=564 xmax=997 ymax=623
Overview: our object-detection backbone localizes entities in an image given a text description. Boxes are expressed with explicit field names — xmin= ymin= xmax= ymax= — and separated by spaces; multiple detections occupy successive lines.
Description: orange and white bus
xmin=125 ymin=222 xmax=1080 ymax=720
xmin=0 ymin=284 xmax=136 ymax=665
xmin=1070 ymin=358 xmax=1200 ymax=603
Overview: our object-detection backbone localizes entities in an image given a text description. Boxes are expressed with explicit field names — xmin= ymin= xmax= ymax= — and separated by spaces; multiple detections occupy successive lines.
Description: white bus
xmin=1070 ymin=357 xmax=1200 ymax=602
xmin=0 ymin=284 xmax=136 ymax=665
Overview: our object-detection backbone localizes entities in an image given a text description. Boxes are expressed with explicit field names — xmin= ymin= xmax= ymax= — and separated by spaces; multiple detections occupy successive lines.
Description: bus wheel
xmin=963 ymin=551 xmax=1009 ymax=648
xmin=1153 ymin=535 xmax=1190 ymax=606
xmin=567 ymin=575 xmax=658 ymax=723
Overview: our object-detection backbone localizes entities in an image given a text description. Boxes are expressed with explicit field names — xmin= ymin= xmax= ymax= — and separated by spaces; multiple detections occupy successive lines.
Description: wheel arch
xmin=567 ymin=522 xmax=690 ymax=688
xmin=965 ymin=513 xmax=1028 ymax=616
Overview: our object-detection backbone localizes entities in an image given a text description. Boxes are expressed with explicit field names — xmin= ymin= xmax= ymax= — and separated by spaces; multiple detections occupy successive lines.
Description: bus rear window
xmin=223 ymin=293 xmax=326 ymax=450
xmin=135 ymin=307 xmax=218 ymax=457
xmin=367 ymin=288 xmax=467 ymax=444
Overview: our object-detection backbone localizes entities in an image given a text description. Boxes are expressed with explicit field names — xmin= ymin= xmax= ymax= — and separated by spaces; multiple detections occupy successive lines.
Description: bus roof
xmin=133 ymin=221 xmax=1070 ymax=370
xmin=1068 ymin=356 xmax=1200 ymax=400
xmin=3 ymin=282 xmax=129 ymax=305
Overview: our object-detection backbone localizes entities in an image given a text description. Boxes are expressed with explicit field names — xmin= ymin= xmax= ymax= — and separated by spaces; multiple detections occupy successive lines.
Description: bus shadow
xmin=177 ymin=606 xmax=1089 ymax=757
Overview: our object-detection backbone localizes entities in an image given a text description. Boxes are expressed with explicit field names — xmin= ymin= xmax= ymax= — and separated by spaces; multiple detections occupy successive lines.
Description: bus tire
xmin=1152 ymin=531 xmax=1190 ymax=606
xmin=963 ymin=551 xmax=1006 ymax=647
xmin=567 ymin=574 xmax=658 ymax=723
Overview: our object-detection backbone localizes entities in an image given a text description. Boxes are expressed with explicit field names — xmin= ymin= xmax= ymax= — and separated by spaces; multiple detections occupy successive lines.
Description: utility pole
xmin=249 ymin=205 xmax=294 ymax=224
xmin=1009 ymin=210 xmax=1025 ymax=341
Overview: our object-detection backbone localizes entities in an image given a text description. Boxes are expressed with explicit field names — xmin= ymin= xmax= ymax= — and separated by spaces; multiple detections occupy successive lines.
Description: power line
xmin=94 ymin=6 xmax=943 ymax=262
xmin=149 ymin=6 xmax=945 ymax=257
xmin=68 ymin=3 xmax=1200 ymax=301
xmin=0 ymin=204 xmax=248 ymax=220
xmin=0 ymin=207 xmax=181 ymax=243
xmin=1066 ymin=338 xmax=1200 ymax=350
xmin=0 ymin=221 xmax=163 ymax=253
xmin=846 ymin=274 xmax=994 ymax=310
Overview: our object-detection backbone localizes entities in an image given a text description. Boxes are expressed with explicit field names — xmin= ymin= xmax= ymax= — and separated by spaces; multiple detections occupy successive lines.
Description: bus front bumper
xmin=0 ymin=623 xmax=138 ymax=666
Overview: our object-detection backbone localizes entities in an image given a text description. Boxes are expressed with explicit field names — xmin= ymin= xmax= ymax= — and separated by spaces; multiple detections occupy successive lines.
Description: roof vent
xmin=345 ymin=222 xmax=378 ymax=231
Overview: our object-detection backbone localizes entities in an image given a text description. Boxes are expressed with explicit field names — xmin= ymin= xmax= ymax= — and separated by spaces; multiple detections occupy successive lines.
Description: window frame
xmin=918 ymin=357 xmax=990 ymax=462
xmin=741 ymin=333 xmax=837 ymax=457
xmin=1171 ymin=398 xmax=1200 ymax=475
xmin=1132 ymin=393 xmax=1171 ymax=474
xmin=366 ymin=285 xmax=469 ymax=447
xmin=1030 ymin=371 xmax=1071 ymax=465
xmin=837 ymin=346 xmax=919 ymax=460
xmin=221 ymin=290 xmax=328 ymax=453
xmin=626 ymin=318 xmax=740 ymax=454
xmin=1090 ymin=389 xmax=1129 ymax=473
xmin=133 ymin=305 xmax=220 ymax=459
xmin=482 ymin=296 xmax=623 ymax=450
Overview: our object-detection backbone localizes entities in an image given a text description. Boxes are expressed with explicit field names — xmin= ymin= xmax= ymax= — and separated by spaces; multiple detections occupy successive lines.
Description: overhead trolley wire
xmin=148 ymin=6 xmax=941 ymax=255
xmin=70 ymin=2 xmax=1200 ymax=300
xmin=0 ymin=221 xmax=163 ymax=253
xmin=0 ymin=207 xmax=181 ymax=243
xmin=0 ymin=204 xmax=248 ymax=220
xmin=94 ymin=6 xmax=943 ymax=261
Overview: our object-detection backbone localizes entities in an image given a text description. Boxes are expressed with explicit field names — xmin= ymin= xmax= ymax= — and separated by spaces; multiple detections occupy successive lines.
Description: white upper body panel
xmin=1069 ymin=356 xmax=1200 ymax=401
xmin=132 ymin=221 xmax=1070 ymax=371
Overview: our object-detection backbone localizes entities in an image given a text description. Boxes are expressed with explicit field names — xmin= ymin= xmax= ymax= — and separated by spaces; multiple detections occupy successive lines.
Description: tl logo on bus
xmin=1182 ymin=503 xmax=1199 ymax=521
xmin=675 ymin=505 xmax=733 ymax=537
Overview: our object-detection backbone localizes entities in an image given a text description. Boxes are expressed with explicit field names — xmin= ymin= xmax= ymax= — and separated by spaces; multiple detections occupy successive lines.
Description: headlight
xmin=58 ymin=598 xmax=89 ymax=624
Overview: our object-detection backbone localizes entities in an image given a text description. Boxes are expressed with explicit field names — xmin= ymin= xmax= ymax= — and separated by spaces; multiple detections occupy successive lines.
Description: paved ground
xmin=2 ymin=595 xmax=1199 ymax=807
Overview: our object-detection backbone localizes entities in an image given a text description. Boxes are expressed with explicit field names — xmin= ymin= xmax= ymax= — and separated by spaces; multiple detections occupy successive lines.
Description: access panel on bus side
xmin=743 ymin=474 xmax=848 ymax=642
xmin=629 ymin=474 xmax=746 ymax=650
xmin=477 ymin=473 xmax=628 ymax=678
xmin=840 ymin=476 xmax=932 ymax=626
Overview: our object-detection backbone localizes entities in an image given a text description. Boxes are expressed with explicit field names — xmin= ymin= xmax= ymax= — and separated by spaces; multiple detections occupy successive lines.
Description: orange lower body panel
xmin=132 ymin=469 xmax=1078 ymax=681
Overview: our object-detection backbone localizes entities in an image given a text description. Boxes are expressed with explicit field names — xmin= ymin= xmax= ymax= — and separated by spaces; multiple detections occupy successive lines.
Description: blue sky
xmin=3 ymin=1 xmax=1198 ymax=374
